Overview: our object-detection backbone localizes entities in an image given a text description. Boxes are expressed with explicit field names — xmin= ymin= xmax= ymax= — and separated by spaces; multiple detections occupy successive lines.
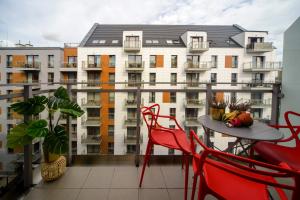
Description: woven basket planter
xmin=41 ymin=156 xmax=66 ymax=182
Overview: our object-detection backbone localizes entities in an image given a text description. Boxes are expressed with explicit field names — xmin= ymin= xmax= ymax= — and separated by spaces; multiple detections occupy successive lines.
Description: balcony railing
xmin=125 ymin=80 xmax=144 ymax=88
xmin=124 ymin=133 xmax=143 ymax=144
xmin=185 ymin=99 xmax=205 ymax=108
xmin=82 ymin=61 xmax=102 ymax=70
xmin=81 ymin=134 xmax=102 ymax=144
xmin=124 ymin=117 xmax=142 ymax=127
xmin=125 ymin=61 xmax=144 ymax=72
xmin=60 ymin=62 xmax=77 ymax=71
xmin=16 ymin=61 xmax=41 ymax=70
xmin=81 ymin=116 xmax=101 ymax=126
xmin=184 ymin=61 xmax=212 ymax=72
xmin=81 ymin=81 xmax=102 ymax=89
xmin=243 ymin=62 xmax=282 ymax=72
xmin=250 ymin=98 xmax=272 ymax=107
xmin=184 ymin=81 xmax=207 ymax=89
xmin=184 ymin=117 xmax=201 ymax=127
xmin=81 ymin=98 xmax=102 ymax=107
xmin=189 ymin=41 xmax=209 ymax=52
xmin=242 ymin=82 xmax=274 ymax=90
xmin=246 ymin=42 xmax=273 ymax=53
xmin=123 ymin=40 xmax=141 ymax=52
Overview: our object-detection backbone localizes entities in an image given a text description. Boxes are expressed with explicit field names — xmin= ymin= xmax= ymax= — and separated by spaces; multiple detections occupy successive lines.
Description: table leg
xmin=224 ymin=138 xmax=241 ymax=153
xmin=237 ymin=141 xmax=257 ymax=156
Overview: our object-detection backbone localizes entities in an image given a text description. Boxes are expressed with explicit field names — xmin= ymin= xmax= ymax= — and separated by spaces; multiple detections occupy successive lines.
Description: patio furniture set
xmin=139 ymin=104 xmax=300 ymax=200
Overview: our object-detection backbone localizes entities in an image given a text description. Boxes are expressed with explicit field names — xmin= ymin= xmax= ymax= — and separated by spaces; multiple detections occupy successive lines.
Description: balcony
xmin=123 ymin=40 xmax=141 ymax=52
xmin=189 ymin=41 xmax=209 ymax=53
xmin=81 ymin=98 xmax=102 ymax=108
xmin=184 ymin=117 xmax=201 ymax=127
xmin=124 ymin=117 xmax=141 ymax=127
xmin=81 ymin=80 xmax=102 ymax=89
xmin=125 ymin=80 xmax=143 ymax=88
xmin=17 ymin=61 xmax=41 ymax=71
xmin=246 ymin=42 xmax=274 ymax=53
xmin=250 ymin=98 xmax=272 ymax=107
xmin=81 ymin=134 xmax=102 ymax=144
xmin=82 ymin=116 xmax=101 ymax=126
xmin=125 ymin=61 xmax=144 ymax=72
xmin=185 ymin=99 xmax=205 ymax=108
xmin=243 ymin=62 xmax=282 ymax=72
xmin=184 ymin=61 xmax=211 ymax=72
xmin=184 ymin=81 xmax=207 ymax=90
xmin=60 ymin=62 xmax=77 ymax=72
xmin=242 ymin=82 xmax=273 ymax=90
xmin=124 ymin=133 xmax=143 ymax=144
xmin=82 ymin=61 xmax=102 ymax=71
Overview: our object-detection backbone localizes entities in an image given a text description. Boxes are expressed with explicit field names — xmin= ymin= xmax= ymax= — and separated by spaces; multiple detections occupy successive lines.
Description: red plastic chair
xmin=139 ymin=104 xmax=191 ymax=200
xmin=189 ymin=130 xmax=300 ymax=200
xmin=253 ymin=111 xmax=300 ymax=170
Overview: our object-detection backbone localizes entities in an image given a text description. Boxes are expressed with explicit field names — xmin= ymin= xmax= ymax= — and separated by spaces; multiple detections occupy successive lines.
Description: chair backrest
xmin=189 ymin=130 xmax=300 ymax=199
xmin=285 ymin=111 xmax=300 ymax=146
xmin=141 ymin=104 xmax=160 ymax=135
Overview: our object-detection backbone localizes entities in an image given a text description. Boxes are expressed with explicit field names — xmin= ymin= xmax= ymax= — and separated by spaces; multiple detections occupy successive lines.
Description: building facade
xmin=0 ymin=24 xmax=282 ymax=156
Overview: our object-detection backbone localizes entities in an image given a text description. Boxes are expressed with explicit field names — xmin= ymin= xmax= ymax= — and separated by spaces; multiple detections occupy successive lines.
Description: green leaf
xmin=10 ymin=96 xmax=48 ymax=115
xmin=60 ymin=101 xmax=84 ymax=117
xmin=54 ymin=86 xmax=70 ymax=101
xmin=27 ymin=120 xmax=48 ymax=138
xmin=44 ymin=125 xmax=68 ymax=155
xmin=7 ymin=123 xmax=32 ymax=148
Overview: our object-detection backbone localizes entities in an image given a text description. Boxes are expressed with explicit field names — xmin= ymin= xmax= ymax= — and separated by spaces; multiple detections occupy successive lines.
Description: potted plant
xmin=209 ymin=100 xmax=227 ymax=121
xmin=6 ymin=86 xmax=84 ymax=181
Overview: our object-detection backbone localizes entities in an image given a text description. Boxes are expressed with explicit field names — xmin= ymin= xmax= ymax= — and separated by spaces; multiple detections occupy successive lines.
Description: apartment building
xmin=77 ymin=24 xmax=282 ymax=155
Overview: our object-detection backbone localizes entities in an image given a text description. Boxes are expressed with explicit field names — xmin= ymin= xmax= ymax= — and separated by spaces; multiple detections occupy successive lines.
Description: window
xmin=231 ymin=73 xmax=237 ymax=86
xmin=7 ymin=73 xmax=12 ymax=84
xmin=170 ymin=92 xmax=176 ymax=103
xmin=112 ymin=40 xmax=119 ymax=44
xmin=99 ymin=40 xmax=106 ymax=44
xmin=128 ymin=55 xmax=142 ymax=68
xmin=168 ymin=149 xmax=175 ymax=155
xmin=211 ymin=73 xmax=217 ymax=84
xmin=108 ymin=142 xmax=114 ymax=154
xmin=187 ymin=55 xmax=200 ymax=68
xmin=152 ymin=40 xmax=159 ymax=44
xmin=211 ymin=55 xmax=218 ymax=68
xmin=252 ymin=56 xmax=265 ymax=68
xmin=7 ymin=55 xmax=13 ymax=67
xmin=87 ymin=92 xmax=100 ymax=102
xmin=92 ymin=40 xmax=99 ymax=44
xmin=48 ymin=72 xmax=54 ymax=83
xmin=171 ymin=55 xmax=177 ymax=68
xmin=88 ymin=55 xmax=101 ymax=68
xmin=109 ymin=108 xmax=114 ymax=119
xmin=109 ymin=55 xmax=115 ymax=67
xmin=149 ymin=73 xmax=156 ymax=86
xmin=127 ymin=144 xmax=136 ymax=154
xmin=251 ymin=92 xmax=263 ymax=100
xmin=87 ymin=108 xmax=100 ymax=118
xmin=108 ymin=125 xmax=114 ymax=137
xmin=26 ymin=55 xmax=39 ymax=68
xmin=48 ymin=55 xmax=54 ymax=68
xmin=87 ymin=145 xmax=100 ymax=154
xmin=166 ymin=40 xmax=172 ymax=44
xmin=109 ymin=92 xmax=115 ymax=103
xmin=252 ymin=73 xmax=264 ymax=83
xmin=232 ymin=56 xmax=238 ymax=68
xmin=171 ymin=73 xmax=177 ymax=86
xmin=231 ymin=92 xmax=237 ymax=103
xmin=87 ymin=127 xmax=99 ymax=136
xmin=150 ymin=55 xmax=156 ymax=68
xmin=109 ymin=73 xmax=115 ymax=82
xmin=170 ymin=108 xmax=176 ymax=117
xmin=251 ymin=108 xmax=262 ymax=119
xmin=68 ymin=56 xmax=77 ymax=67
xmin=145 ymin=40 xmax=152 ymax=44
xmin=125 ymin=36 xmax=139 ymax=48
xmin=149 ymin=92 xmax=155 ymax=103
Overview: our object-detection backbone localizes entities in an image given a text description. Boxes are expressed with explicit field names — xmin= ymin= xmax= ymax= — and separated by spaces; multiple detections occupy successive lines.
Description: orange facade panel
xmin=225 ymin=56 xmax=232 ymax=68
xmin=12 ymin=55 xmax=26 ymax=67
xmin=156 ymin=55 xmax=164 ymax=67
xmin=215 ymin=92 xmax=224 ymax=102
xmin=63 ymin=48 xmax=77 ymax=62
xmin=11 ymin=73 xmax=26 ymax=83
xmin=163 ymin=92 xmax=170 ymax=103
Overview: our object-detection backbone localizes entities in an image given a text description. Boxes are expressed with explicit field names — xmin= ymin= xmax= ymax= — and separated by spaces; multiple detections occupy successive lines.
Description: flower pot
xmin=41 ymin=156 xmax=66 ymax=182
xmin=210 ymin=107 xmax=225 ymax=121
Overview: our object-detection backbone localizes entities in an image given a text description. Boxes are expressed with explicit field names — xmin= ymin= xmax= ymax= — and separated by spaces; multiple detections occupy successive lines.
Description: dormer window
xmin=248 ymin=37 xmax=264 ymax=44
xmin=152 ymin=40 xmax=159 ymax=44
xmin=124 ymin=36 xmax=140 ymax=52
xmin=99 ymin=40 xmax=106 ymax=44
xmin=112 ymin=40 xmax=119 ymax=44
xmin=92 ymin=40 xmax=99 ymax=44
xmin=173 ymin=40 xmax=180 ymax=44
xmin=145 ymin=40 xmax=152 ymax=44
xmin=166 ymin=40 xmax=172 ymax=44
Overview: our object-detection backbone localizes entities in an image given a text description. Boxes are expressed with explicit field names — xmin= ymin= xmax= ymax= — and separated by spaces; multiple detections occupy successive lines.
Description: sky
xmin=0 ymin=0 xmax=299 ymax=59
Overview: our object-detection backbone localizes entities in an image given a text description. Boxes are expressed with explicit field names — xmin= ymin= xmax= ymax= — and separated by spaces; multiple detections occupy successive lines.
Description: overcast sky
xmin=0 ymin=0 xmax=299 ymax=59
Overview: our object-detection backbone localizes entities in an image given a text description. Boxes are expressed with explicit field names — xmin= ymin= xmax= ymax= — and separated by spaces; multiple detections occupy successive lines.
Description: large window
xmin=128 ymin=55 xmax=142 ymax=68
xmin=170 ymin=92 xmax=176 ymax=103
xmin=108 ymin=142 xmax=114 ymax=154
xmin=171 ymin=55 xmax=177 ymax=68
xmin=87 ymin=108 xmax=100 ymax=118
xmin=87 ymin=127 xmax=99 ymax=136
xmin=126 ymin=144 xmax=136 ymax=154
xmin=231 ymin=73 xmax=237 ymax=86
xmin=171 ymin=73 xmax=177 ymax=86
xmin=211 ymin=55 xmax=218 ymax=68
xmin=149 ymin=73 xmax=156 ymax=86
xmin=187 ymin=55 xmax=200 ymax=67
xmin=6 ymin=55 xmax=13 ymax=67
xmin=232 ymin=56 xmax=238 ymax=68
xmin=109 ymin=55 xmax=115 ymax=67
xmin=211 ymin=73 xmax=217 ymax=84
xmin=87 ymin=145 xmax=100 ymax=154
xmin=149 ymin=92 xmax=155 ymax=103
xmin=150 ymin=55 xmax=156 ymax=68
xmin=48 ymin=72 xmax=54 ymax=83
xmin=48 ymin=55 xmax=54 ymax=68
xmin=87 ymin=55 xmax=101 ymax=67
xmin=252 ymin=56 xmax=265 ymax=68
xmin=109 ymin=108 xmax=114 ymax=119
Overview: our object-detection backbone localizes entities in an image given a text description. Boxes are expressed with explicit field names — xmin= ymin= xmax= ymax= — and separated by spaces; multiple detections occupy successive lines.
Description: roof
xmin=80 ymin=23 xmax=246 ymax=48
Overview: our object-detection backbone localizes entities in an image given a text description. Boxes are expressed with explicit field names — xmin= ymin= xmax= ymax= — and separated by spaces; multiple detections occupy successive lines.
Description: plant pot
xmin=210 ymin=107 xmax=225 ymax=121
xmin=48 ymin=153 xmax=60 ymax=163
xmin=41 ymin=156 xmax=66 ymax=182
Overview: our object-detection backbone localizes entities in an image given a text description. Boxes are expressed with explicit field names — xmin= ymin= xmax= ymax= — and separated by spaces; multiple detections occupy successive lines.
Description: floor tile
xmin=83 ymin=167 xmax=115 ymax=188
xmin=108 ymin=189 xmax=138 ymax=200
xmin=138 ymin=166 xmax=166 ymax=188
xmin=139 ymin=189 xmax=170 ymax=200
xmin=110 ymin=166 xmax=139 ymax=188
xmin=161 ymin=166 xmax=193 ymax=188
xmin=76 ymin=189 xmax=109 ymax=200
xmin=24 ymin=188 xmax=80 ymax=200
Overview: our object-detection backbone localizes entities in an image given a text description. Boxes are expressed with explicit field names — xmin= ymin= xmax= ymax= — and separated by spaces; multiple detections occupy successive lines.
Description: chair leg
xmin=139 ymin=141 xmax=152 ymax=187
xmin=182 ymin=152 xmax=185 ymax=169
xmin=184 ymin=154 xmax=189 ymax=200
xmin=198 ymin=175 xmax=207 ymax=200
xmin=191 ymin=175 xmax=198 ymax=200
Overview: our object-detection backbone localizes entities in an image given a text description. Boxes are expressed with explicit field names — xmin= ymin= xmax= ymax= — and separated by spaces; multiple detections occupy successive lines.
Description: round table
xmin=198 ymin=115 xmax=283 ymax=155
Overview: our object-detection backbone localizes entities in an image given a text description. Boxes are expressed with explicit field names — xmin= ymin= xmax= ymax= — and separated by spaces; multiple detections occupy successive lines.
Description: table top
xmin=199 ymin=115 xmax=283 ymax=141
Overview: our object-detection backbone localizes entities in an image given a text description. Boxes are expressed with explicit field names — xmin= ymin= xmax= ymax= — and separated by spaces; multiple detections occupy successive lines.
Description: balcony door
xmin=126 ymin=36 xmax=139 ymax=48
xmin=128 ymin=55 xmax=142 ymax=68
xmin=187 ymin=55 xmax=200 ymax=67
xmin=186 ymin=108 xmax=198 ymax=118
xmin=252 ymin=73 xmax=264 ymax=83
xmin=191 ymin=37 xmax=203 ymax=48
xmin=252 ymin=56 xmax=265 ymax=68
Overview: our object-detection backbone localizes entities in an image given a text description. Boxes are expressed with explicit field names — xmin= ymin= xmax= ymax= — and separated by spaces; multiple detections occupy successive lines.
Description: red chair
xmin=189 ymin=130 xmax=300 ymax=200
xmin=139 ymin=104 xmax=191 ymax=200
xmin=253 ymin=111 xmax=300 ymax=170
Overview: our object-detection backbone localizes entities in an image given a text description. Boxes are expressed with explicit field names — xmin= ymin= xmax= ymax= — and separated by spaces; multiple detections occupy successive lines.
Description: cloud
xmin=0 ymin=0 xmax=299 ymax=58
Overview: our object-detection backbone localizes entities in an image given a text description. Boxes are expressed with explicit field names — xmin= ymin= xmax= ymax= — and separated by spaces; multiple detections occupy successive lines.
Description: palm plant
xmin=6 ymin=86 xmax=84 ymax=162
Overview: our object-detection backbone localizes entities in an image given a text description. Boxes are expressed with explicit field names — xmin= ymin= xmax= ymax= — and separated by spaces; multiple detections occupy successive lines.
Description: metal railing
xmin=184 ymin=61 xmax=212 ymax=71
xmin=124 ymin=133 xmax=143 ymax=144
xmin=246 ymin=42 xmax=273 ymax=52
xmin=0 ymin=81 xmax=282 ymax=191
xmin=243 ymin=62 xmax=282 ymax=71
xmin=125 ymin=61 xmax=145 ymax=71
xmin=62 ymin=62 xmax=77 ymax=68
xmin=81 ymin=61 xmax=102 ymax=70
xmin=123 ymin=40 xmax=141 ymax=51
xmin=81 ymin=98 xmax=102 ymax=107
xmin=81 ymin=134 xmax=102 ymax=144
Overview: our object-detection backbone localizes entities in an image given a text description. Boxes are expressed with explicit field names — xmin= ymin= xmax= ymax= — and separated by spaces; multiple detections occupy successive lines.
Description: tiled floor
xmin=23 ymin=165 xmax=215 ymax=200
xmin=23 ymin=165 xmax=292 ymax=200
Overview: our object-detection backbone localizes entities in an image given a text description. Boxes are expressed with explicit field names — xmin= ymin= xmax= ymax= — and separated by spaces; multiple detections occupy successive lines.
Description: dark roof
xmin=80 ymin=23 xmax=246 ymax=48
